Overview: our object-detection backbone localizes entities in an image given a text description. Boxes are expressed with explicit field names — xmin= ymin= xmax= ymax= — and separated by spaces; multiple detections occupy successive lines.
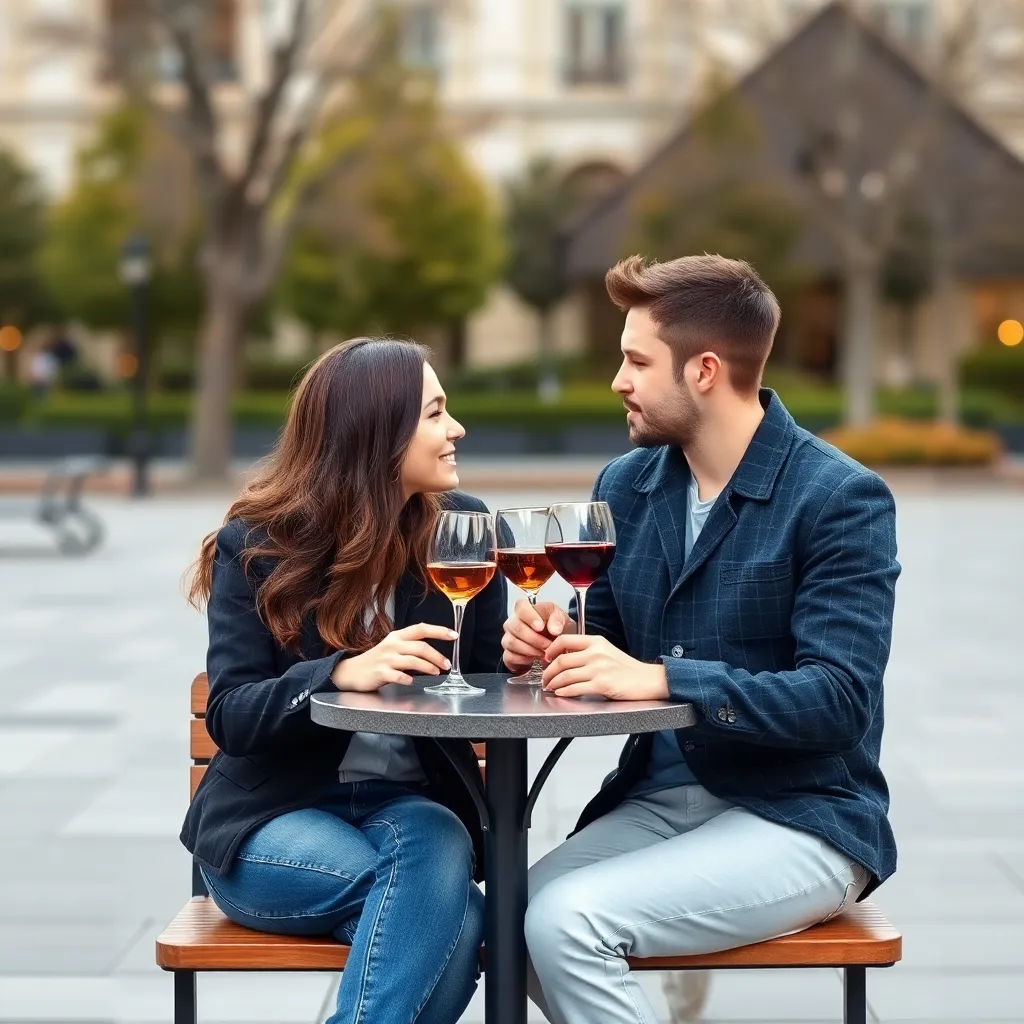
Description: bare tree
xmin=671 ymin=0 xmax=984 ymax=426
xmin=34 ymin=0 xmax=386 ymax=478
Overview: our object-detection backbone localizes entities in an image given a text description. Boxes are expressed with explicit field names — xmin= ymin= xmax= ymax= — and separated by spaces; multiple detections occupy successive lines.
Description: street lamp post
xmin=120 ymin=234 xmax=152 ymax=498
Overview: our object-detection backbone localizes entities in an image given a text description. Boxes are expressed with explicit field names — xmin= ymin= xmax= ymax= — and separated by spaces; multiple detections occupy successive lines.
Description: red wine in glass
xmin=544 ymin=542 xmax=615 ymax=588
xmin=545 ymin=502 xmax=616 ymax=636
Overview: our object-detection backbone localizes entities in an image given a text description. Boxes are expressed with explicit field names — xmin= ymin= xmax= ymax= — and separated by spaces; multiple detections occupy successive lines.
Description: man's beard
xmin=626 ymin=389 xmax=700 ymax=449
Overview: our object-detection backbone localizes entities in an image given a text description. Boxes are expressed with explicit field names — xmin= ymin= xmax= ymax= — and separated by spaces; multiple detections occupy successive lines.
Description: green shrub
xmin=0 ymin=383 xmax=31 ymax=423
xmin=961 ymin=347 xmax=1024 ymax=399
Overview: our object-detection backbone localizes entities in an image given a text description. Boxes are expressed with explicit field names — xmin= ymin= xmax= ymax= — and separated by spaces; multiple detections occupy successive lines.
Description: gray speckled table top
xmin=310 ymin=673 xmax=698 ymax=739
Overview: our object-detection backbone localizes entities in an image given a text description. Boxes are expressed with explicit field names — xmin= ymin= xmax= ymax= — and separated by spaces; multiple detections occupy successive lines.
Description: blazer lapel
xmin=633 ymin=390 xmax=797 ymax=604
xmin=668 ymin=496 xmax=738 ymax=600
xmin=638 ymin=446 xmax=691 ymax=590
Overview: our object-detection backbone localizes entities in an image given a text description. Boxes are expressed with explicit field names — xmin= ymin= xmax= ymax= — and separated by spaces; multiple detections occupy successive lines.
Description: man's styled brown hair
xmin=605 ymin=254 xmax=780 ymax=394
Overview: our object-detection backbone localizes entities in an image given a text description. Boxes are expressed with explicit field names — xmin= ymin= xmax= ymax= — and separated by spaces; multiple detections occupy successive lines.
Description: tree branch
xmin=148 ymin=0 xmax=225 ymax=211
xmin=238 ymin=0 xmax=309 ymax=200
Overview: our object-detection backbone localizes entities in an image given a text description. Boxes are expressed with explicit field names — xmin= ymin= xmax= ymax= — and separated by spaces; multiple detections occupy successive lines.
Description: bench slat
xmin=191 ymin=673 xmax=208 ymax=716
xmin=627 ymin=902 xmax=901 ymax=969
xmin=158 ymin=897 xmax=899 ymax=973
xmin=157 ymin=898 xmax=350 ymax=970
xmin=190 ymin=765 xmax=206 ymax=799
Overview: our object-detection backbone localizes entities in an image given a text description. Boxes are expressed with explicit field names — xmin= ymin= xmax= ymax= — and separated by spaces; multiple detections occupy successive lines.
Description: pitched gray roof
xmin=566 ymin=1 xmax=1024 ymax=281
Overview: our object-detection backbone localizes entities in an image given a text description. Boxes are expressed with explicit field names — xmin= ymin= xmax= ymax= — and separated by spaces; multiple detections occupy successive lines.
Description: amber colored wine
xmin=545 ymin=542 xmax=616 ymax=588
xmin=427 ymin=562 xmax=496 ymax=601
xmin=496 ymin=549 xmax=555 ymax=593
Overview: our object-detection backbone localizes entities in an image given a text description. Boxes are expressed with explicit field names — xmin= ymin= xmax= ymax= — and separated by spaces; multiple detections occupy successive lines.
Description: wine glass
xmin=425 ymin=510 xmax=496 ymax=696
xmin=495 ymin=507 xmax=556 ymax=685
xmin=544 ymin=502 xmax=616 ymax=636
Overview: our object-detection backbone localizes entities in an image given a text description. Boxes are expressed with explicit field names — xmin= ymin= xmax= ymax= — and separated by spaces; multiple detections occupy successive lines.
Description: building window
xmin=873 ymin=1 xmax=930 ymax=51
xmin=101 ymin=0 xmax=238 ymax=83
xmin=399 ymin=2 xmax=442 ymax=72
xmin=565 ymin=3 xmax=627 ymax=86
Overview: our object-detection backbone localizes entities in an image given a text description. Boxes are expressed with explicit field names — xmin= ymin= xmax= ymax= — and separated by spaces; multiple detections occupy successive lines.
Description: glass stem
xmin=450 ymin=599 xmax=467 ymax=680
xmin=576 ymin=587 xmax=588 ymax=636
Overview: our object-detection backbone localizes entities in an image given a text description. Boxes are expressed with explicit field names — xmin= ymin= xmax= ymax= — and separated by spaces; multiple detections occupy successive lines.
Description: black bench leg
xmin=174 ymin=970 xmax=197 ymax=1024
xmin=844 ymin=966 xmax=867 ymax=1024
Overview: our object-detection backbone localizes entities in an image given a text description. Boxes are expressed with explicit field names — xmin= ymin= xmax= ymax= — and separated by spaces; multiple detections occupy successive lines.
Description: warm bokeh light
xmin=997 ymin=319 xmax=1024 ymax=346
xmin=0 ymin=325 xmax=23 ymax=352
xmin=116 ymin=352 xmax=139 ymax=378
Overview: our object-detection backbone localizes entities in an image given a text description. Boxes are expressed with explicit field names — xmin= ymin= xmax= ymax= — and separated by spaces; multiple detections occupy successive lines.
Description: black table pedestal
xmin=484 ymin=738 xmax=529 ymax=1024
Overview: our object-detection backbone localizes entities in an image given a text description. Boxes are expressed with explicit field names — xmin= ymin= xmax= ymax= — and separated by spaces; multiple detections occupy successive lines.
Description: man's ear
xmin=694 ymin=352 xmax=723 ymax=392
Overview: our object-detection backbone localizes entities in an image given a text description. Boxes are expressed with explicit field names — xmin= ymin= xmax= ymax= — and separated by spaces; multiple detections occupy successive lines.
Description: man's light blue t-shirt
xmin=630 ymin=473 xmax=716 ymax=797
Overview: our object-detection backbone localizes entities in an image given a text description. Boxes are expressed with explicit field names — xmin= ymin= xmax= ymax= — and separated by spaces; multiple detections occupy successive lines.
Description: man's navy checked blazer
xmin=573 ymin=390 xmax=900 ymax=897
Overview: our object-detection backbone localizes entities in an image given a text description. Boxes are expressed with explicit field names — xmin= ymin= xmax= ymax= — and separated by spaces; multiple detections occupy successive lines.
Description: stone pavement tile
xmin=456 ymin=969 xmax=851 ymax=1023
xmin=119 ymin=971 xmax=337 ymax=1023
xmin=455 ymin=969 xmax=673 ymax=1023
xmin=20 ymin=731 xmax=127 ymax=780
xmin=0 ymin=727 xmax=79 ymax=776
xmin=694 ymin=968 xmax=849 ymax=1021
xmin=992 ymin=854 xmax=1024 ymax=891
xmin=0 ymin=919 xmax=147 ymax=975
xmin=0 ymin=836 xmax=190 ymax=922
xmin=895 ymin=921 xmax=1024 ymax=969
xmin=110 ymin=922 xmax=173 ymax=976
xmin=0 ymin=779 xmax=104 ymax=836
xmin=870 ymin=852 xmax=1024 ymax=920
xmin=0 ymin=972 xmax=336 ymax=1024
xmin=62 ymin=769 xmax=188 ymax=839
xmin=0 ymin=977 xmax=113 ymax=1022
xmin=867 ymin=971 xmax=1024 ymax=1021
xmin=21 ymin=685 xmax=123 ymax=717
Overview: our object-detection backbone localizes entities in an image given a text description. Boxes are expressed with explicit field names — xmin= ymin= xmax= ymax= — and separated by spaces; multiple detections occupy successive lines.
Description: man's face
xmin=611 ymin=307 xmax=699 ymax=448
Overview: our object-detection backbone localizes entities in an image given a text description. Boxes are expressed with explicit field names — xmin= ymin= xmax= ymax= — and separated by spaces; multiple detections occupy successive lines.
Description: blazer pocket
xmin=213 ymin=754 xmax=269 ymax=792
xmin=720 ymin=558 xmax=792 ymax=585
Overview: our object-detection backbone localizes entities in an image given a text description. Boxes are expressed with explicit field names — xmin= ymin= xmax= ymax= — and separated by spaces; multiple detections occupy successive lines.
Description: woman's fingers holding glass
xmin=397 ymin=641 xmax=451 ymax=673
xmin=396 ymin=622 xmax=460 ymax=643
xmin=391 ymin=654 xmax=448 ymax=677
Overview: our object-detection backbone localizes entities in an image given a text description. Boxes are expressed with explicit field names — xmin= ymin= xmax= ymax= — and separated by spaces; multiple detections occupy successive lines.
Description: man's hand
xmin=501 ymin=599 xmax=577 ymax=673
xmin=541 ymin=634 xmax=669 ymax=701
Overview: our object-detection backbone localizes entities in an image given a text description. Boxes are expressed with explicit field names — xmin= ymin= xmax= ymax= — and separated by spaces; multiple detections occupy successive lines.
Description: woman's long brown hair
xmin=187 ymin=337 xmax=441 ymax=654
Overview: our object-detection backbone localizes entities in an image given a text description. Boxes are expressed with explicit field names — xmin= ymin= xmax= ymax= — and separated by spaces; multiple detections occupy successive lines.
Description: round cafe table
xmin=311 ymin=673 xmax=698 ymax=1024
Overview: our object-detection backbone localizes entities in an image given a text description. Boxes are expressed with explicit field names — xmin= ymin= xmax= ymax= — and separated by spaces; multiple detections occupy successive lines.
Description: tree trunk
xmin=537 ymin=308 xmax=561 ymax=405
xmin=932 ymin=243 xmax=960 ymax=426
xmin=842 ymin=257 xmax=880 ymax=426
xmin=191 ymin=287 xmax=246 ymax=481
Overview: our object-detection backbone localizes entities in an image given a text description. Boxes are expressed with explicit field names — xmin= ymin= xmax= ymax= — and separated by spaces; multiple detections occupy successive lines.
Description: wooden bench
xmin=157 ymin=673 xmax=901 ymax=1024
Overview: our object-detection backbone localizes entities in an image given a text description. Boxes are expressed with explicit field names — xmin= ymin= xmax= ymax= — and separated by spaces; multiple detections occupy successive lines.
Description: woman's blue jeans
xmin=201 ymin=781 xmax=484 ymax=1024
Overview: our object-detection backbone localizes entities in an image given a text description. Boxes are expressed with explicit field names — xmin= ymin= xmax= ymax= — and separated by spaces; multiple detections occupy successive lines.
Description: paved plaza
xmin=1 ymin=475 xmax=1023 ymax=1023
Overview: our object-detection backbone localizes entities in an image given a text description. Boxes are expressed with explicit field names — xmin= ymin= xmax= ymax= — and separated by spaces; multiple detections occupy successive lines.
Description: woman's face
xmin=400 ymin=363 xmax=465 ymax=500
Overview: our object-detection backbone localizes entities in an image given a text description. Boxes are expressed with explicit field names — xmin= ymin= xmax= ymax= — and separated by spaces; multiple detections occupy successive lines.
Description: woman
xmin=182 ymin=338 xmax=506 ymax=1024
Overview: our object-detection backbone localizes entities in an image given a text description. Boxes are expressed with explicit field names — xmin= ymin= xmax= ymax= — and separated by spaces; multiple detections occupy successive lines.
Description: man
xmin=502 ymin=254 xmax=899 ymax=1024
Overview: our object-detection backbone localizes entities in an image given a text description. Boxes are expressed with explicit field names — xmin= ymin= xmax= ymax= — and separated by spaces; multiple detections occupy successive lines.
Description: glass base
xmin=424 ymin=675 xmax=486 ymax=696
xmin=507 ymin=660 xmax=544 ymax=686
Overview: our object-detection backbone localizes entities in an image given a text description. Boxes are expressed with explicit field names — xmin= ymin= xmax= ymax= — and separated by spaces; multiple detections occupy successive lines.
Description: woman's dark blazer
xmin=180 ymin=491 xmax=507 ymax=882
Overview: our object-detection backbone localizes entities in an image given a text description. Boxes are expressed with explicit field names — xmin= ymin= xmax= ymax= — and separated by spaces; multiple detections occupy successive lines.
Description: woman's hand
xmin=331 ymin=623 xmax=458 ymax=692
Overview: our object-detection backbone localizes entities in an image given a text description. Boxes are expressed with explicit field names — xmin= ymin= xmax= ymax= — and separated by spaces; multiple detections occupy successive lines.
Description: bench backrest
xmin=189 ymin=672 xmax=485 ymax=799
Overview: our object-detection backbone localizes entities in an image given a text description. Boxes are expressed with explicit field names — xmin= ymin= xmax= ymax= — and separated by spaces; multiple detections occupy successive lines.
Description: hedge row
xmin=5 ymin=384 xmax=1023 ymax=434
xmin=149 ymin=347 xmax=1024 ymax=398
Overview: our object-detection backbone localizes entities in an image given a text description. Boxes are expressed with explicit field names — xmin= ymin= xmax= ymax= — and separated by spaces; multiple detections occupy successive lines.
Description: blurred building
xmin=382 ymin=0 xmax=1024 ymax=370
xmin=2 ymin=0 xmax=1024 ymax=375
xmin=564 ymin=2 xmax=1024 ymax=388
